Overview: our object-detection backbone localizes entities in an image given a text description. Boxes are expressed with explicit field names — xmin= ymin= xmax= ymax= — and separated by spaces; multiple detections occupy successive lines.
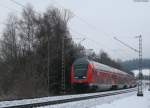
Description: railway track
xmin=0 ymin=88 xmax=136 ymax=108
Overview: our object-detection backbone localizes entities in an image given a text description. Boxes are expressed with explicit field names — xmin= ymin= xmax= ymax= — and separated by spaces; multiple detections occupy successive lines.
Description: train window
xmin=74 ymin=63 xmax=88 ymax=79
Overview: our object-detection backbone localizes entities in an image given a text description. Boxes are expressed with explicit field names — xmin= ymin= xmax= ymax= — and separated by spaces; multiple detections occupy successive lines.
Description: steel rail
xmin=1 ymin=88 xmax=136 ymax=108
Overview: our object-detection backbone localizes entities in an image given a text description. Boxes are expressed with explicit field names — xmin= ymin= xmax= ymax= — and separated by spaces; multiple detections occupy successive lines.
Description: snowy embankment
xmin=38 ymin=88 xmax=150 ymax=108
xmin=37 ymin=90 xmax=136 ymax=108
xmin=0 ymin=88 xmax=135 ymax=108
xmin=93 ymin=89 xmax=150 ymax=108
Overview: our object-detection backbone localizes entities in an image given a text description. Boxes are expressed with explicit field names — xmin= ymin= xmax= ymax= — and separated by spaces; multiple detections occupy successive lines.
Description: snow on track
xmin=37 ymin=89 xmax=137 ymax=108
xmin=92 ymin=89 xmax=150 ymax=108
xmin=37 ymin=88 xmax=150 ymax=108
xmin=0 ymin=88 xmax=136 ymax=108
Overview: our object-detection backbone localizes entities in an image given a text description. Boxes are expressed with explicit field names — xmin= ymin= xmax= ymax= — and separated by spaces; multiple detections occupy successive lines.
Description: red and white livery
xmin=71 ymin=58 xmax=136 ymax=91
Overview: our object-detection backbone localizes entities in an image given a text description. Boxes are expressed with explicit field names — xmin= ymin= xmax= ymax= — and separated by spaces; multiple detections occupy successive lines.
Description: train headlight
xmin=83 ymin=76 xmax=86 ymax=79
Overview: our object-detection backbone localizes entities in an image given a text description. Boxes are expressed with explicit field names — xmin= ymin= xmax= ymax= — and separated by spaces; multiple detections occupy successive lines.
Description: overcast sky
xmin=0 ymin=0 xmax=150 ymax=61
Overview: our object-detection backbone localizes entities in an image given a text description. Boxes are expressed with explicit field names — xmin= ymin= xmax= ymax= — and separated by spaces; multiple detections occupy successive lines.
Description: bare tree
xmin=0 ymin=4 xmax=86 ymax=100
xmin=18 ymin=4 xmax=36 ymax=55
xmin=1 ymin=14 xmax=18 ymax=61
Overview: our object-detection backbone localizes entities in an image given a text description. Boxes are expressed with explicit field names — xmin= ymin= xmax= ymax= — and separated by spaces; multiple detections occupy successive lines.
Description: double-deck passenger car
xmin=71 ymin=58 xmax=136 ymax=91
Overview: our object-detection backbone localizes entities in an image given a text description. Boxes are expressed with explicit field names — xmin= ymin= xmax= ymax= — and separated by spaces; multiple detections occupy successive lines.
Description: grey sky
xmin=0 ymin=0 xmax=150 ymax=61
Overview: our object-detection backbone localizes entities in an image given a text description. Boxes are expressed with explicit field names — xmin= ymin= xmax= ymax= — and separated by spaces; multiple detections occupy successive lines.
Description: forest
xmin=0 ymin=4 xmax=134 ymax=100
xmin=121 ymin=59 xmax=150 ymax=71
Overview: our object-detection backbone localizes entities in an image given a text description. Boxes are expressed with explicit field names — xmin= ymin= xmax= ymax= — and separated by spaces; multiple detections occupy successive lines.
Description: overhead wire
xmin=9 ymin=0 xmax=39 ymax=15
xmin=0 ymin=1 xmax=21 ymax=14
xmin=8 ymin=0 xmax=135 ymax=60
xmin=9 ymin=0 xmax=25 ymax=8
xmin=70 ymin=28 xmax=128 ymax=60
xmin=114 ymin=37 xmax=139 ymax=52
xmin=51 ymin=0 xmax=135 ymax=55
xmin=52 ymin=0 xmax=116 ymax=39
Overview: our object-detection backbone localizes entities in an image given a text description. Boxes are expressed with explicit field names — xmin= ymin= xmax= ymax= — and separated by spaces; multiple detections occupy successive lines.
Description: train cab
xmin=71 ymin=58 xmax=93 ymax=90
xmin=73 ymin=58 xmax=89 ymax=80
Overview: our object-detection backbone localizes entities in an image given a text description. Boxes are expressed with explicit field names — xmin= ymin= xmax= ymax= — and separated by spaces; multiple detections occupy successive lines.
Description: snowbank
xmin=93 ymin=89 xmax=150 ymax=108
xmin=0 ymin=88 xmax=135 ymax=108
xmin=38 ymin=90 xmax=137 ymax=108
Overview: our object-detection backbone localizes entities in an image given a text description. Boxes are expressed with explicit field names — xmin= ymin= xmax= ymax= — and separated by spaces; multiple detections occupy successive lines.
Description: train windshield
xmin=73 ymin=58 xmax=89 ymax=79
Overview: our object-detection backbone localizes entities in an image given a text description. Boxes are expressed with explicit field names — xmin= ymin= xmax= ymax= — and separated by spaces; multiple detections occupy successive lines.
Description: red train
xmin=71 ymin=58 xmax=136 ymax=91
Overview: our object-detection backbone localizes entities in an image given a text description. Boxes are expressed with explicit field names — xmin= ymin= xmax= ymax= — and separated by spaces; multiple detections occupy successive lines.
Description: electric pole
xmin=47 ymin=29 xmax=54 ymax=94
xmin=114 ymin=35 xmax=143 ymax=96
xmin=61 ymin=37 xmax=65 ymax=93
xmin=148 ymin=69 xmax=150 ymax=91
xmin=136 ymin=35 xmax=143 ymax=96
xmin=61 ymin=37 xmax=86 ymax=93
xmin=47 ymin=33 xmax=50 ymax=94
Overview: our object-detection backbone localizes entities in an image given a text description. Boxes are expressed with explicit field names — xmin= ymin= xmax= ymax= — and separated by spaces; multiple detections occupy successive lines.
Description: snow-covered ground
xmin=0 ymin=88 xmax=135 ymax=108
xmin=0 ymin=87 xmax=149 ymax=108
xmin=93 ymin=89 xmax=150 ymax=108
xmin=38 ymin=88 xmax=150 ymax=108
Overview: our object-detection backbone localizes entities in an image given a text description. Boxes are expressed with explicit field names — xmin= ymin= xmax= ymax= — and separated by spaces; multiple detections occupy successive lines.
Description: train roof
xmin=74 ymin=58 xmax=129 ymax=76
xmin=93 ymin=61 xmax=128 ymax=75
xmin=73 ymin=58 xmax=90 ymax=65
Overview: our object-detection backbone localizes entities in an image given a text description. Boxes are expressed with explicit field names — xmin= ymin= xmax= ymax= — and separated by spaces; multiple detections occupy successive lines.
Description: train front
xmin=71 ymin=58 xmax=93 ymax=91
